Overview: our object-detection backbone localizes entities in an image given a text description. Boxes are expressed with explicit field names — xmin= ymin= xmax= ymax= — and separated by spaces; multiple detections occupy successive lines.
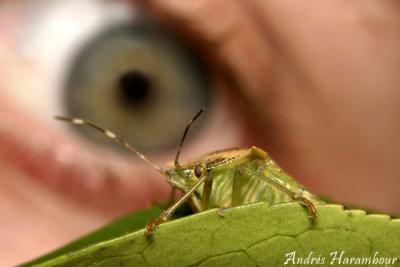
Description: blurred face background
xmin=1 ymin=0 xmax=400 ymax=265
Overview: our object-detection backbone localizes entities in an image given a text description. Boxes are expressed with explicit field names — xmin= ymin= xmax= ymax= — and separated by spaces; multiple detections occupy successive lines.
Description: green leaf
xmin=24 ymin=203 xmax=400 ymax=267
xmin=20 ymin=205 xmax=165 ymax=267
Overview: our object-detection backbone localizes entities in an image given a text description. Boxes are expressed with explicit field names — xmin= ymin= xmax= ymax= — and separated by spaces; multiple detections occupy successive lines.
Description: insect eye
xmin=194 ymin=165 xmax=204 ymax=178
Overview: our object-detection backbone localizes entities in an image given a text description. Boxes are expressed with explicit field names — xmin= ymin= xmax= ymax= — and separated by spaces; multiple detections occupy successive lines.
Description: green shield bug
xmin=56 ymin=108 xmax=323 ymax=237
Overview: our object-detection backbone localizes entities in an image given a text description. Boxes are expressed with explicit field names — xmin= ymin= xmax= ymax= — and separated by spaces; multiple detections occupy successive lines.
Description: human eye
xmin=1 ymin=1 xmax=258 ymax=264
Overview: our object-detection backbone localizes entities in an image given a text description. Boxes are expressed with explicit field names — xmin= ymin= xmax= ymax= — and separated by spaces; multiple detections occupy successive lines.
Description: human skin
xmin=1 ymin=0 xmax=400 ymax=265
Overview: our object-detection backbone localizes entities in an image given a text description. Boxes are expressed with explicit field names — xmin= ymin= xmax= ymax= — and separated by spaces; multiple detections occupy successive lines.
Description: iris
xmin=64 ymin=20 xmax=210 ymax=152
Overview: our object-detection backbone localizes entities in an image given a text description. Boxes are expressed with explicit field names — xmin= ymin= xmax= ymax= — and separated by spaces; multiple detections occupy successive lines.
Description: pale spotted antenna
xmin=54 ymin=116 xmax=166 ymax=175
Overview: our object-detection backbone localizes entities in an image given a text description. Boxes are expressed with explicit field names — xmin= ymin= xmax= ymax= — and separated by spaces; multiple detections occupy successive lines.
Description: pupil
xmin=118 ymin=71 xmax=151 ymax=105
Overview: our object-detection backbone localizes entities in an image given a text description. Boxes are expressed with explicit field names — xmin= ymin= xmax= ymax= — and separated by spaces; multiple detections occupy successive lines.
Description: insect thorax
xmin=167 ymin=147 xmax=322 ymax=212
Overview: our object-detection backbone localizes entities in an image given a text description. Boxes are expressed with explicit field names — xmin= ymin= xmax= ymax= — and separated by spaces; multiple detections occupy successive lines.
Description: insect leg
xmin=293 ymin=195 xmax=317 ymax=218
xmin=201 ymin=171 xmax=213 ymax=210
xmin=217 ymin=207 xmax=227 ymax=217
xmin=244 ymin=167 xmax=317 ymax=218
xmin=217 ymin=168 xmax=248 ymax=217
xmin=274 ymin=185 xmax=317 ymax=218
xmin=146 ymin=175 xmax=208 ymax=237
xmin=167 ymin=187 xmax=177 ymax=206
xmin=231 ymin=167 xmax=247 ymax=207
xmin=214 ymin=168 xmax=246 ymax=218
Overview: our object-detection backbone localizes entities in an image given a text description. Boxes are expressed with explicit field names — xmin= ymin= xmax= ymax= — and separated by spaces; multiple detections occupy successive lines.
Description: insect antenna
xmin=54 ymin=116 xmax=166 ymax=175
xmin=174 ymin=107 xmax=204 ymax=168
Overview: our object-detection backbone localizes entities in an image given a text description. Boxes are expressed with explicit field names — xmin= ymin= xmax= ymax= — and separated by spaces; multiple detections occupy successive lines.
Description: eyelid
xmin=131 ymin=0 xmax=258 ymax=67
xmin=132 ymin=1 xmax=236 ymax=44
xmin=134 ymin=0 xmax=275 ymax=117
